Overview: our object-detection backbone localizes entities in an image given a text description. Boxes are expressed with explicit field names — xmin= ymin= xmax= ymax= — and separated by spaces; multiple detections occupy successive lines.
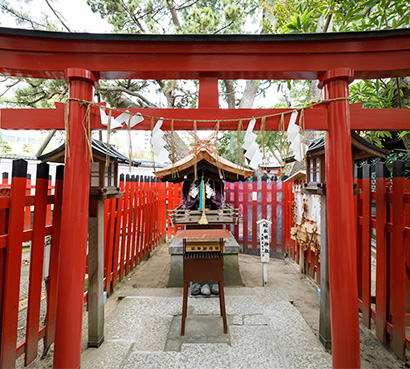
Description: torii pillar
xmin=319 ymin=68 xmax=361 ymax=368
xmin=53 ymin=68 xmax=99 ymax=369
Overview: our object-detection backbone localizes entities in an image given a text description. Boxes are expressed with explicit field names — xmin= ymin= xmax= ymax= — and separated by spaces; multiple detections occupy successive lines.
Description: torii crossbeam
xmin=1 ymin=27 xmax=410 ymax=369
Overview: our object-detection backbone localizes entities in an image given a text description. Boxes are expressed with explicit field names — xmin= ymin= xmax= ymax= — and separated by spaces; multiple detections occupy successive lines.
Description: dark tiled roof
xmin=38 ymin=139 xmax=141 ymax=166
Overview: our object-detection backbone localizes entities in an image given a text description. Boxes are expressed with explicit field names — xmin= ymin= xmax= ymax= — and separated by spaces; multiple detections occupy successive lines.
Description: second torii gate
xmin=1 ymin=27 xmax=410 ymax=369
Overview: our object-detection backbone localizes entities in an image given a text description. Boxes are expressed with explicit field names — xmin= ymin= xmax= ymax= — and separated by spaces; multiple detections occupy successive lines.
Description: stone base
xmin=88 ymin=336 xmax=104 ymax=348
xmin=167 ymin=236 xmax=244 ymax=287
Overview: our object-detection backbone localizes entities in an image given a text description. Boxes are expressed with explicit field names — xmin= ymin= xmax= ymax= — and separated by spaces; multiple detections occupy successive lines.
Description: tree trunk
xmin=223 ymin=80 xmax=236 ymax=108
xmin=167 ymin=0 xmax=181 ymax=32
xmin=238 ymin=81 xmax=258 ymax=108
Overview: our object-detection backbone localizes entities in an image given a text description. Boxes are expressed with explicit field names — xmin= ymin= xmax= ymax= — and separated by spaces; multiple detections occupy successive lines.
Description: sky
xmin=0 ymin=0 xmax=110 ymax=33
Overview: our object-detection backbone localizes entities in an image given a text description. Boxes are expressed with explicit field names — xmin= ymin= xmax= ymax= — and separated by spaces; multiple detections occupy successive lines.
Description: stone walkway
xmin=81 ymin=286 xmax=332 ymax=369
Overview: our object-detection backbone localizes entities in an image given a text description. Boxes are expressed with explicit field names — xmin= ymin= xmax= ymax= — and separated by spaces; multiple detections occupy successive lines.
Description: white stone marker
xmin=257 ymin=219 xmax=272 ymax=286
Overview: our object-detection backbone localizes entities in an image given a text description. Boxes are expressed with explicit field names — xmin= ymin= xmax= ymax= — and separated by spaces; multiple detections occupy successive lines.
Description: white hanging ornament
xmin=151 ymin=118 xmax=169 ymax=165
xmin=242 ymin=118 xmax=263 ymax=169
xmin=190 ymin=181 xmax=199 ymax=199
xmin=100 ymin=107 xmax=123 ymax=129
xmin=286 ymin=111 xmax=299 ymax=142
xmin=205 ymin=180 xmax=215 ymax=199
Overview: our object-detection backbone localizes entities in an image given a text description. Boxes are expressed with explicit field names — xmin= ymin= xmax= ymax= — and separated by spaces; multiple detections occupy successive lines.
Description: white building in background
xmin=1 ymin=129 xmax=42 ymax=155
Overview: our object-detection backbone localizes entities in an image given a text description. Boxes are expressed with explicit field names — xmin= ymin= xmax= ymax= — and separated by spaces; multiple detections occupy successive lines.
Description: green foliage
xmin=87 ymin=0 xmax=254 ymax=34
xmin=217 ymin=130 xmax=244 ymax=164
xmin=350 ymin=79 xmax=400 ymax=109
xmin=262 ymin=0 xmax=410 ymax=34
xmin=0 ymin=131 xmax=12 ymax=154
xmin=22 ymin=143 xmax=35 ymax=155
xmin=284 ymin=9 xmax=315 ymax=33
xmin=0 ymin=79 xmax=68 ymax=108
xmin=217 ymin=128 xmax=288 ymax=166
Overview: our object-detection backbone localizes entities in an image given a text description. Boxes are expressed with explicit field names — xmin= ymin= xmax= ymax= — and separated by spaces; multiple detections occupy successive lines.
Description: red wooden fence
xmin=224 ymin=179 xmax=285 ymax=256
xmin=100 ymin=174 xmax=179 ymax=293
xmin=0 ymin=160 xmax=64 ymax=368
xmin=356 ymin=161 xmax=410 ymax=361
xmin=283 ymin=161 xmax=410 ymax=360
xmin=0 ymin=160 xmax=182 ymax=367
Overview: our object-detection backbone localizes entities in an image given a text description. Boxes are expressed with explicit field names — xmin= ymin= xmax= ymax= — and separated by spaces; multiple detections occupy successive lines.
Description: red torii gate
xmin=1 ymin=27 xmax=410 ymax=369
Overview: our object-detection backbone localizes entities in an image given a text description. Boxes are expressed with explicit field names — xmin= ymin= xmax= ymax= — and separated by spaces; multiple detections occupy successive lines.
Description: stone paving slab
xmin=122 ymin=351 xmax=179 ymax=369
xmin=81 ymin=287 xmax=332 ymax=368
xmin=179 ymin=343 xmax=230 ymax=369
xmin=166 ymin=315 xmax=230 ymax=351
xmin=81 ymin=341 xmax=132 ymax=369
xmin=104 ymin=297 xmax=152 ymax=340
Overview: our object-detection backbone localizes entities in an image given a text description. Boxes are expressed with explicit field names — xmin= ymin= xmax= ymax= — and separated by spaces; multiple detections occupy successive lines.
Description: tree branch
xmin=0 ymin=4 xmax=45 ymax=29
xmin=176 ymin=0 xmax=200 ymax=11
xmin=323 ymin=13 xmax=333 ymax=32
xmin=97 ymin=86 xmax=157 ymax=107
xmin=213 ymin=20 xmax=234 ymax=34
xmin=0 ymin=79 xmax=21 ymax=98
xmin=167 ymin=0 xmax=181 ymax=31
xmin=120 ymin=0 xmax=145 ymax=32
xmin=44 ymin=0 xmax=72 ymax=32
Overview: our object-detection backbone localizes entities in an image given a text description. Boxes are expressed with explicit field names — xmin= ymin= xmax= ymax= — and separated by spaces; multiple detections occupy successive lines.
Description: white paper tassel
xmin=242 ymin=132 xmax=257 ymax=151
xmin=151 ymin=119 xmax=169 ymax=164
xmin=286 ymin=111 xmax=299 ymax=142
xmin=249 ymin=150 xmax=263 ymax=169
xmin=100 ymin=107 xmax=123 ymax=129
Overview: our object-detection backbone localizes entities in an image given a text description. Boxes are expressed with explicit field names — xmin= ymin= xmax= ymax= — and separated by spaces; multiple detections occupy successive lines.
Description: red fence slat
xmin=25 ymin=163 xmax=49 ymax=365
xmin=44 ymin=165 xmax=64 ymax=353
xmin=0 ymin=160 xmax=27 ymax=368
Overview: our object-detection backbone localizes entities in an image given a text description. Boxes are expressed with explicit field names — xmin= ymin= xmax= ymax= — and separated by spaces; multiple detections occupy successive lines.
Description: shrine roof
xmin=38 ymin=139 xmax=141 ymax=165
xmin=154 ymin=143 xmax=253 ymax=183
xmin=306 ymin=132 xmax=390 ymax=159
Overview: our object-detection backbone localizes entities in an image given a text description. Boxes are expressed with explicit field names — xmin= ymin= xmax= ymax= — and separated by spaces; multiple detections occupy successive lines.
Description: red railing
xmin=0 ymin=160 xmax=64 ymax=368
xmin=356 ymin=161 xmax=410 ymax=361
xmin=224 ymin=179 xmax=285 ymax=256
xmin=283 ymin=161 xmax=410 ymax=360
xmin=100 ymin=174 xmax=181 ymax=293
xmin=0 ymin=160 xmax=183 ymax=368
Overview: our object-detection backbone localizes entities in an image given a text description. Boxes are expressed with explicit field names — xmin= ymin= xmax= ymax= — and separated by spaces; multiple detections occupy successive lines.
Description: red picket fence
xmin=166 ymin=181 xmax=183 ymax=238
xmin=0 ymin=159 xmax=182 ymax=368
xmin=0 ymin=160 xmax=64 ymax=368
xmin=356 ymin=161 xmax=410 ymax=361
xmin=284 ymin=180 xmax=297 ymax=259
xmin=100 ymin=174 xmax=180 ymax=293
xmin=283 ymin=160 xmax=410 ymax=360
xmin=224 ymin=179 xmax=285 ymax=257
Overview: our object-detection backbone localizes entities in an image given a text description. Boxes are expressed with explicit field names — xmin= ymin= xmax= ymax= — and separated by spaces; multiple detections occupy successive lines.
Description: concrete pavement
xmin=81 ymin=286 xmax=332 ymax=369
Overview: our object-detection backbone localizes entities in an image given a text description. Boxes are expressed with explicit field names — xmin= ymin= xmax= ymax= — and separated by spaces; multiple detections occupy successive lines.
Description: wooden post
xmin=391 ymin=160 xmax=406 ymax=360
xmin=319 ymin=192 xmax=331 ymax=349
xmin=375 ymin=162 xmax=388 ymax=343
xmin=88 ymin=198 xmax=105 ymax=348
xmin=361 ymin=164 xmax=372 ymax=328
